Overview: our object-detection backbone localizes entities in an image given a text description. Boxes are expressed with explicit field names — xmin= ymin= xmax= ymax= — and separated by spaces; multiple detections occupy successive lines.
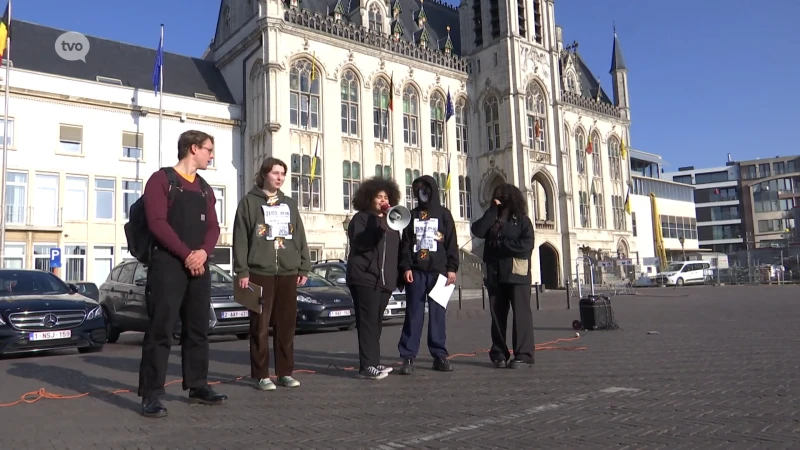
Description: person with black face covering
xmin=397 ymin=175 xmax=459 ymax=375
xmin=470 ymin=183 xmax=535 ymax=369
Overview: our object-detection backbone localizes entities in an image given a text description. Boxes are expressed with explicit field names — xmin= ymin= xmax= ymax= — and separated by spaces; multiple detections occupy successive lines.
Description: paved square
xmin=1 ymin=285 xmax=799 ymax=449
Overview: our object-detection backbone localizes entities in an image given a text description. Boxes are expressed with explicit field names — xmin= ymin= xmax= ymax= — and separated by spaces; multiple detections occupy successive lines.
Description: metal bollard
xmin=565 ymin=281 xmax=571 ymax=310
xmin=535 ymin=283 xmax=541 ymax=310
xmin=481 ymin=285 xmax=486 ymax=310
xmin=458 ymin=285 xmax=462 ymax=310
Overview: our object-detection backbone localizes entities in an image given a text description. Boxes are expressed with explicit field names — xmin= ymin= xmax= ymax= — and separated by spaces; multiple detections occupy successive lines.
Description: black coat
xmin=346 ymin=210 xmax=401 ymax=293
xmin=470 ymin=204 xmax=535 ymax=286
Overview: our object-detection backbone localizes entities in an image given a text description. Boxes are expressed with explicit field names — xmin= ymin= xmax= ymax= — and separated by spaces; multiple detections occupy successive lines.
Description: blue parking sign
xmin=50 ymin=248 xmax=62 ymax=269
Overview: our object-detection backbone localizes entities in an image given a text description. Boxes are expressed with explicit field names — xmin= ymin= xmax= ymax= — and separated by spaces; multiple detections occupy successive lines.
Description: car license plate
xmin=29 ymin=330 xmax=72 ymax=341
xmin=221 ymin=310 xmax=249 ymax=319
xmin=329 ymin=310 xmax=351 ymax=317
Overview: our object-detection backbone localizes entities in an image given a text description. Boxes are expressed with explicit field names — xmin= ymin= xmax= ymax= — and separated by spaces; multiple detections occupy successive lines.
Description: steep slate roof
xmin=609 ymin=32 xmax=626 ymax=73
xmin=298 ymin=0 xmax=461 ymax=55
xmin=9 ymin=20 xmax=235 ymax=104
xmin=558 ymin=49 xmax=614 ymax=105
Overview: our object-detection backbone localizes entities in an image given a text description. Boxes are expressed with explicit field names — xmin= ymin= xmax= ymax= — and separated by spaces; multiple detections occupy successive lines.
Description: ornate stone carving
xmin=303 ymin=38 xmax=309 ymax=51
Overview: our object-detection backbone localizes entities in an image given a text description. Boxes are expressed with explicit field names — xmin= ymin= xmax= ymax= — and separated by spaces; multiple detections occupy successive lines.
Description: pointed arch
xmin=340 ymin=68 xmax=360 ymax=137
xmin=401 ymin=83 xmax=421 ymax=147
xmin=372 ymin=76 xmax=392 ymax=142
xmin=337 ymin=63 xmax=365 ymax=84
xmin=429 ymin=89 xmax=446 ymax=151
xmin=574 ymin=125 xmax=588 ymax=176
xmin=455 ymin=95 xmax=470 ymax=155
xmin=524 ymin=81 xmax=548 ymax=152
xmin=248 ymin=58 xmax=265 ymax=136
xmin=483 ymin=94 xmax=501 ymax=152
xmin=288 ymin=56 xmax=322 ymax=130
xmin=531 ymin=169 xmax=557 ymax=224
xmin=286 ymin=53 xmax=327 ymax=80
xmin=607 ymin=134 xmax=622 ymax=181
xmin=616 ymin=238 xmax=630 ymax=258
xmin=590 ymin=129 xmax=602 ymax=178
xmin=538 ymin=241 xmax=560 ymax=289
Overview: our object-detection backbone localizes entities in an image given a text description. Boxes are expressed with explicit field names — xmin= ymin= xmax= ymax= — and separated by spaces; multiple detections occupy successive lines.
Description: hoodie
xmin=232 ymin=186 xmax=311 ymax=279
xmin=345 ymin=210 xmax=401 ymax=292
xmin=399 ymin=175 xmax=459 ymax=276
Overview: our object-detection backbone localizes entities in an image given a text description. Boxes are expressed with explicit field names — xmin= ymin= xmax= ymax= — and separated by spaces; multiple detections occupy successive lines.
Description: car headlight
xmin=86 ymin=306 xmax=103 ymax=320
xmin=297 ymin=295 xmax=319 ymax=304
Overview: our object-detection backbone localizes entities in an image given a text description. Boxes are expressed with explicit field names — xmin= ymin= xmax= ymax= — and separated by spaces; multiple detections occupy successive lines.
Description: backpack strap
xmin=161 ymin=167 xmax=182 ymax=202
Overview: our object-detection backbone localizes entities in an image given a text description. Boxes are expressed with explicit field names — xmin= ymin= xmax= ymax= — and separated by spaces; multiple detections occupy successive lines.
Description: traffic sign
xmin=50 ymin=248 xmax=62 ymax=269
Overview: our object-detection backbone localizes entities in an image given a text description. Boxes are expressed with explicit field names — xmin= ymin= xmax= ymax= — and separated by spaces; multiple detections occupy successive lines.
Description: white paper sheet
xmin=428 ymin=274 xmax=456 ymax=309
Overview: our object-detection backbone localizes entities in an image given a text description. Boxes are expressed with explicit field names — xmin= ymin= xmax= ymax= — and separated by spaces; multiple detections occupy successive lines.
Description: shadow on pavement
xmin=80 ymin=354 xmax=240 ymax=386
xmin=207 ymin=347 xmax=369 ymax=380
xmin=4 ymin=362 xmax=182 ymax=413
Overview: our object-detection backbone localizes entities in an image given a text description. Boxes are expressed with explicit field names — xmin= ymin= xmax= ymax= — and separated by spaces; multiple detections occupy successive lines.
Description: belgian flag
xmin=0 ymin=0 xmax=11 ymax=64
xmin=0 ymin=2 xmax=9 ymax=67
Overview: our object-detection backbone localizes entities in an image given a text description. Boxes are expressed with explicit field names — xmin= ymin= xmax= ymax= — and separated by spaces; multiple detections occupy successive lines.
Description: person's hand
xmin=446 ymin=271 xmax=457 ymax=286
xmin=493 ymin=199 xmax=501 ymax=206
xmin=297 ymin=275 xmax=308 ymax=286
xmin=404 ymin=270 xmax=414 ymax=283
xmin=238 ymin=277 xmax=250 ymax=289
xmin=189 ymin=266 xmax=205 ymax=277
xmin=185 ymin=250 xmax=207 ymax=270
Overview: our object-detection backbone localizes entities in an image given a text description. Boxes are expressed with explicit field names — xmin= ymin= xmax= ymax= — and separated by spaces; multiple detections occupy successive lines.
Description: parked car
xmin=0 ymin=269 xmax=107 ymax=356
xmin=294 ymin=272 xmax=356 ymax=331
xmin=70 ymin=281 xmax=99 ymax=301
xmin=99 ymin=261 xmax=250 ymax=343
xmin=311 ymin=259 xmax=416 ymax=320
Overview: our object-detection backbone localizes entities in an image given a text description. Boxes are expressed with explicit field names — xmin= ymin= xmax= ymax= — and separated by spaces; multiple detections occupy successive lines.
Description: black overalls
xmin=137 ymin=182 xmax=211 ymax=398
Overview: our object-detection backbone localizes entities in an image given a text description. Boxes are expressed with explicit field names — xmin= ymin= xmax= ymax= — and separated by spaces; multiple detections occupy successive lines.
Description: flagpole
xmin=157 ymin=23 xmax=164 ymax=168
xmin=0 ymin=1 xmax=11 ymax=267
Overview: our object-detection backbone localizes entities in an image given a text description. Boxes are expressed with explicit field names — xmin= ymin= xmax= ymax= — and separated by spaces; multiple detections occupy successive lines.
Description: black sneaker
xmin=433 ymin=357 xmax=453 ymax=372
xmin=357 ymin=366 xmax=389 ymax=380
xmin=141 ymin=396 xmax=168 ymax=418
xmin=188 ymin=386 xmax=228 ymax=405
xmin=399 ymin=358 xmax=414 ymax=375
xmin=509 ymin=359 xmax=534 ymax=369
xmin=492 ymin=359 xmax=508 ymax=368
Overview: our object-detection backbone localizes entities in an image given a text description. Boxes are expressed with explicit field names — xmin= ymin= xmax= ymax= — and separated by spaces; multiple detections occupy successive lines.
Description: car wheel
xmin=339 ymin=323 xmax=356 ymax=331
xmin=236 ymin=333 xmax=249 ymax=340
xmin=675 ymin=277 xmax=685 ymax=287
xmin=104 ymin=309 xmax=121 ymax=344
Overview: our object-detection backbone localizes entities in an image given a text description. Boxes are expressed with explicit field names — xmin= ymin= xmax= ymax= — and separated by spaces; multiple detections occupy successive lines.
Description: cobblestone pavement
xmin=1 ymin=285 xmax=799 ymax=449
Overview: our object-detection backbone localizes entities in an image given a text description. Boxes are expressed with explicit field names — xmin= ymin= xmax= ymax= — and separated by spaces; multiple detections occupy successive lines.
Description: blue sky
xmin=12 ymin=0 xmax=799 ymax=171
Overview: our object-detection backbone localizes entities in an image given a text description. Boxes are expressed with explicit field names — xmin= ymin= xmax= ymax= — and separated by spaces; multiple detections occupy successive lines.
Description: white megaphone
xmin=386 ymin=205 xmax=411 ymax=231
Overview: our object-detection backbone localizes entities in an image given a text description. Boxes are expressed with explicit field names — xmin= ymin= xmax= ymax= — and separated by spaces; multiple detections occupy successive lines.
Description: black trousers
xmin=487 ymin=283 xmax=535 ymax=363
xmin=349 ymin=285 xmax=391 ymax=371
xmin=138 ymin=248 xmax=211 ymax=398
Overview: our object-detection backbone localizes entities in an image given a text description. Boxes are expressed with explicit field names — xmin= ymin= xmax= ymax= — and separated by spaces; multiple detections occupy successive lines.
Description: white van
xmin=654 ymin=261 xmax=712 ymax=287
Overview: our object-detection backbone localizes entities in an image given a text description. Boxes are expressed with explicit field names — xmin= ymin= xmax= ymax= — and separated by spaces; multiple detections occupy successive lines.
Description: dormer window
xmin=565 ymin=72 xmax=577 ymax=93
xmin=369 ymin=3 xmax=383 ymax=33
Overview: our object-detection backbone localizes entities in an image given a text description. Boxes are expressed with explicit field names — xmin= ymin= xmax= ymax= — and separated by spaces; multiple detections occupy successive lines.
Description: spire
xmin=444 ymin=25 xmax=454 ymax=55
xmin=609 ymin=26 xmax=627 ymax=73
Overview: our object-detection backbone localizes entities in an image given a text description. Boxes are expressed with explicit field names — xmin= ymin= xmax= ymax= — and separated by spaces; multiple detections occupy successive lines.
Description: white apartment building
xmin=1 ymin=20 xmax=242 ymax=284
xmin=206 ymin=0 xmax=636 ymax=288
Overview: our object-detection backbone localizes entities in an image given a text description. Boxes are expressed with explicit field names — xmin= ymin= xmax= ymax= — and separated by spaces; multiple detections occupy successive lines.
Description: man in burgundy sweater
xmin=137 ymin=130 xmax=227 ymax=418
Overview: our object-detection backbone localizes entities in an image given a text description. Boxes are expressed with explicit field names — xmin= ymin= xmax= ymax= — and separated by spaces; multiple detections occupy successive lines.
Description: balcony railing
xmin=535 ymin=220 xmax=555 ymax=230
xmin=4 ymin=205 xmax=63 ymax=228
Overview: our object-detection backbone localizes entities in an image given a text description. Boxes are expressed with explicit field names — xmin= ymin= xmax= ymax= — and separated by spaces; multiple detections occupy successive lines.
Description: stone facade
xmin=208 ymin=0 xmax=635 ymax=287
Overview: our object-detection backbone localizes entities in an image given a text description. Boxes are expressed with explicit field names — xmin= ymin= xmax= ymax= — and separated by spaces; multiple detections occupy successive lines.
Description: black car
xmin=0 ymin=269 xmax=107 ymax=356
xmin=99 ymin=261 xmax=250 ymax=343
xmin=295 ymin=272 xmax=356 ymax=331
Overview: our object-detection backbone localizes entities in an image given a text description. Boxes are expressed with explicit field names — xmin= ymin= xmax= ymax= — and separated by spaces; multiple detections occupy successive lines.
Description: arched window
xmin=289 ymin=58 xmax=320 ymax=129
xmin=608 ymin=137 xmax=622 ymax=181
xmin=373 ymin=78 xmax=391 ymax=141
xmin=429 ymin=92 xmax=445 ymax=150
xmin=402 ymin=86 xmax=419 ymax=147
xmin=340 ymin=70 xmax=359 ymax=136
xmin=591 ymin=133 xmax=602 ymax=177
xmin=368 ymin=3 xmax=383 ymax=32
xmin=455 ymin=98 xmax=468 ymax=154
xmin=484 ymin=96 xmax=500 ymax=151
xmin=404 ymin=168 xmax=421 ymax=209
xmin=525 ymin=83 xmax=547 ymax=152
xmin=458 ymin=176 xmax=472 ymax=219
xmin=575 ymin=128 xmax=586 ymax=175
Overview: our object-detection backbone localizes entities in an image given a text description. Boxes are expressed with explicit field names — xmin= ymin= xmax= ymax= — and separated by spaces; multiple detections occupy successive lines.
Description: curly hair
xmin=492 ymin=183 xmax=528 ymax=218
xmin=352 ymin=176 xmax=402 ymax=212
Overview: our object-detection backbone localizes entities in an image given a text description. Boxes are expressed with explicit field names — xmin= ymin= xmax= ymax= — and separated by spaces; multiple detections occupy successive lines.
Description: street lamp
xmin=342 ymin=214 xmax=351 ymax=261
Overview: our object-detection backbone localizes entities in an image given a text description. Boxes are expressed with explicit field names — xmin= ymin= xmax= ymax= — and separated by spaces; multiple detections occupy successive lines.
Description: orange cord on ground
xmin=0 ymin=335 xmax=584 ymax=408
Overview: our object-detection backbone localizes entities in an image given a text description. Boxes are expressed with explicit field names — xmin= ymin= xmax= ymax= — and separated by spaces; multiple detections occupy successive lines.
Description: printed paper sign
xmin=262 ymin=204 xmax=292 ymax=241
xmin=413 ymin=218 xmax=439 ymax=252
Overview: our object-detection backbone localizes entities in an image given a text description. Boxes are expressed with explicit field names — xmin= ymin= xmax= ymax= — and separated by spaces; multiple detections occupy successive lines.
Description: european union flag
xmin=152 ymin=25 xmax=164 ymax=95
xmin=445 ymin=88 xmax=454 ymax=121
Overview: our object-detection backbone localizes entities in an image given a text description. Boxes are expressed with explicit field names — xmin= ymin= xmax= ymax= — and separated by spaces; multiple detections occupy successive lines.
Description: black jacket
xmin=470 ymin=204 xmax=535 ymax=286
xmin=399 ymin=175 xmax=459 ymax=276
xmin=345 ymin=210 xmax=401 ymax=292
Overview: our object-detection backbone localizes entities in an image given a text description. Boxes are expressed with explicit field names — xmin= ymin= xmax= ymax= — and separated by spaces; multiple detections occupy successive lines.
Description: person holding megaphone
xmin=345 ymin=177 xmax=404 ymax=380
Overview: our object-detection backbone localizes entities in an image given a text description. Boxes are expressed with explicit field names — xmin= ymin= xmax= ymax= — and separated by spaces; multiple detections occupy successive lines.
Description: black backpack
xmin=124 ymin=167 xmax=209 ymax=264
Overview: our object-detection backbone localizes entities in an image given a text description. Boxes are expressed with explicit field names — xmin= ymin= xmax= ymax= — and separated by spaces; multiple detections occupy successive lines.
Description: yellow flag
xmin=310 ymin=52 xmax=317 ymax=81
xmin=620 ymin=139 xmax=627 ymax=159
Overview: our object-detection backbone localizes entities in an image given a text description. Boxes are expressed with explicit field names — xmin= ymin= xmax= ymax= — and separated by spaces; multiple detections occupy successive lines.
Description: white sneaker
xmin=256 ymin=378 xmax=276 ymax=391
xmin=376 ymin=364 xmax=393 ymax=374
xmin=358 ymin=366 xmax=389 ymax=380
